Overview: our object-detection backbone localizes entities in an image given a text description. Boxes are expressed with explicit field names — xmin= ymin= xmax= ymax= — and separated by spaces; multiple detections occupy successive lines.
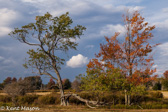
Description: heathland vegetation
xmin=0 ymin=10 xmax=168 ymax=111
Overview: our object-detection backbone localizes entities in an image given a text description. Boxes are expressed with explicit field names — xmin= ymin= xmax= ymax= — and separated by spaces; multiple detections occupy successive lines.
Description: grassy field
xmin=1 ymin=90 xmax=168 ymax=111
xmin=17 ymin=105 xmax=168 ymax=112
xmin=1 ymin=90 xmax=168 ymax=99
xmin=1 ymin=105 xmax=168 ymax=112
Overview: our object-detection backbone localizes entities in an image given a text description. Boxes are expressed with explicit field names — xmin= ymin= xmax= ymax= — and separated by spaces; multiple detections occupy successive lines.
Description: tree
xmin=62 ymin=79 xmax=71 ymax=89
xmin=163 ymin=70 xmax=168 ymax=79
xmin=18 ymin=77 xmax=22 ymax=82
xmin=153 ymin=81 xmax=162 ymax=90
xmin=9 ymin=12 xmax=86 ymax=106
xmin=23 ymin=76 xmax=42 ymax=90
xmin=80 ymin=64 xmax=125 ymax=91
xmin=3 ymin=77 xmax=12 ymax=85
xmin=47 ymin=78 xmax=56 ymax=89
xmin=84 ymin=11 xmax=158 ymax=105
xmin=162 ymin=70 xmax=168 ymax=90
xmin=3 ymin=80 xmax=35 ymax=106
xmin=12 ymin=77 xmax=17 ymax=83
xmin=72 ymin=79 xmax=81 ymax=92
xmin=0 ymin=83 xmax=4 ymax=90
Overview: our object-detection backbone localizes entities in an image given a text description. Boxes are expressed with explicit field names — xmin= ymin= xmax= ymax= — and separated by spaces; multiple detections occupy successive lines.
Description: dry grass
xmin=17 ymin=105 xmax=168 ymax=112
xmin=161 ymin=91 xmax=168 ymax=99
xmin=27 ymin=92 xmax=52 ymax=96
xmin=0 ymin=92 xmax=52 ymax=96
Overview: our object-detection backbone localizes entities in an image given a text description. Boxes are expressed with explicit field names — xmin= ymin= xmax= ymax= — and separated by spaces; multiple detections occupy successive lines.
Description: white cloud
xmin=153 ymin=42 xmax=168 ymax=76
xmin=0 ymin=55 xmax=16 ymax=66
xmin=154 ymin=19 xmax=168 ymax=29
xmin=100 ymin=24 xmax=126 ymax=37
xmin=20 ymin=0 xmax=94 ymax=16
xmin=0 ymin=8 xmax=20 ymax=37
xmin=0 ymin=27 xmax=11 ymax=37
xmin=158 ymin=42 xmax=168 ymax=56
xmin=152 ymin=64 xmax=158 ymax=68
xmin=21 ymin=0 xmax=43 ymax=3
xmin=0 ymin=8 xmax=19 ymax=26
xmin=103 ymin=5 xmax=144 ymax=13
xmin=66 ymin=54 xmax=89 ymax=68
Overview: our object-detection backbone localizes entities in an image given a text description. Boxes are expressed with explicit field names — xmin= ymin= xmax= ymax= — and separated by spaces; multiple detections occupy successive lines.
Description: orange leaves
xmin=163 ymin=70 xmax=168 ymax=79
xmin=145 ymin=59 xmax=151 ymax=63
xmin=125 ymin=36 xmax=129 ymax=41
xmin=86 ymin=11 xmax=158 ymax=89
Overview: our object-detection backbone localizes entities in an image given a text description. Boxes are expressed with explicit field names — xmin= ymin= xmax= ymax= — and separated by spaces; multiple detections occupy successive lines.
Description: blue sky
xmin=0 ymin=0 xmax=168 ymax=84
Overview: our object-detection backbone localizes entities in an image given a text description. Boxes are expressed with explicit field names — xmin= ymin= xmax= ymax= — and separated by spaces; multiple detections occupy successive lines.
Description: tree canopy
xmin=9 ymin=12 xmax=86 ymax=106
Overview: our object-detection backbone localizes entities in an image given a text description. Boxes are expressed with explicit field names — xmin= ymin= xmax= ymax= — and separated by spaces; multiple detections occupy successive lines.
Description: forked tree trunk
xmin=125 ymin=90 xmax=131 ymax=105
xmin=60 ymin=88 xmax=69 ymax=106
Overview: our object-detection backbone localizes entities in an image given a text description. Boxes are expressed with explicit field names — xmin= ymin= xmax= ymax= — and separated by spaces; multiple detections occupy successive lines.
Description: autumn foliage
xmin=86 ymin=11 xmax=158 ymax=93
xmin=163 ymin=70 xmax=168 ymax=79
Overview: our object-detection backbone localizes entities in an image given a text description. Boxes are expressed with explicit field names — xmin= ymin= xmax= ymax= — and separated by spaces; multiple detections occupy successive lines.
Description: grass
xmin=17 ymin=105 xmax=168 ymax=112
xmin=1 ymin=90 xmax=168 ymax=111
xmin=161 ymin=91 xmax=168 ymax=99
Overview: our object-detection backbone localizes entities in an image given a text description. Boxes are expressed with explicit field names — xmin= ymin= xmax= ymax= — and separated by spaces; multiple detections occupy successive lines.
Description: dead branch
xmin=62 ymin=93 xmax=107 ymax=108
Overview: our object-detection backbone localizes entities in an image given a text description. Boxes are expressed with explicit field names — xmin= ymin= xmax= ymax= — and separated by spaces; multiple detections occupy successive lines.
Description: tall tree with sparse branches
xmin=85 ymin=11 xmax=158 ymax=105
xmin=9 ymin=12 xmax=86 ymax=106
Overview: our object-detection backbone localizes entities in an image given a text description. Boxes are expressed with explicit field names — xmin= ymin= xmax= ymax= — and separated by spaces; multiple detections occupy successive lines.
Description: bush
xmin=69 ymin=97 xmax=84 ymax=105
xmin=38 ymin=95 xmax=58 ymax=105
xmin=131 ymin=95 xmax=145 ymax=104
xmin=153 ymin=82 xmax=162 ymax=90
xmin=150 ymin=92 xmax=163 ymax=98
xmin=17 ymin=95 xmax=39 ymax=105
xmin=69 ymin=92 xmax=125 ymax=105
xmin=0 ymin=102 xmax=12 ymax=107
xmin=0 ymin=96 xmax=11 ymax=103
xmin=162 ymin=80 xmax=168 ymax=90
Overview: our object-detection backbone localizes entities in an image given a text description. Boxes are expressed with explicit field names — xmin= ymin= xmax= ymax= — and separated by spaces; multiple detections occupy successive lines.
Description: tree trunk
xmin=55 ymin=69 xmax=69 ymax=106
xmin=12 ymin=96 xmax=17 ymax=106
xmin=125 ymin=90 xmax=128 ymax=105
xmin=125 ymin=90 xmax=131 ymax=105
xmin=128 ymin=95 xmax=131 ymax=105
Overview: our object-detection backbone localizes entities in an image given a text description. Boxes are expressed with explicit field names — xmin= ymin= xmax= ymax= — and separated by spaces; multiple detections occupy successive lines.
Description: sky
xmin=0 ymin=0 xmax=168 ymax=84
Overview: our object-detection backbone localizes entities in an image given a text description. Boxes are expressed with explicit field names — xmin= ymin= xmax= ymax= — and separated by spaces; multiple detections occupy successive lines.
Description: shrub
xmin=0 ymin=102 xmax=12 ymax=107
xmin=62 ymin=79 xmax=71 ymax=89
xmin=131 ymin=95 xmax=145 ymax=104
xmin=38 ymin=95 xmax=57 ymax=105
xmin=17 ymin=95 xmax=39 ymax=105
xmin=69 ymin=97 xmax=84 ymax=105
xmin=72 ymin=79 xmax=81 ymax=92
xmin=150 ymin=92 xmax=163 ymax=98
xmin=162 ymin=80 xmax=168 ymax=90
xmin=0 ymin=96 xmax=11 ymax=103
xmin=153 ymin=82 xmax=162 ymax=90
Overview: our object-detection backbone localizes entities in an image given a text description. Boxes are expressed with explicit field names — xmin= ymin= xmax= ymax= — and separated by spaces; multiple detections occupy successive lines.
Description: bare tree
xmin=72 ymin=79 xmax=81 ymax=92
xmin=4 ymin=81 xmax=27 ymax=106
